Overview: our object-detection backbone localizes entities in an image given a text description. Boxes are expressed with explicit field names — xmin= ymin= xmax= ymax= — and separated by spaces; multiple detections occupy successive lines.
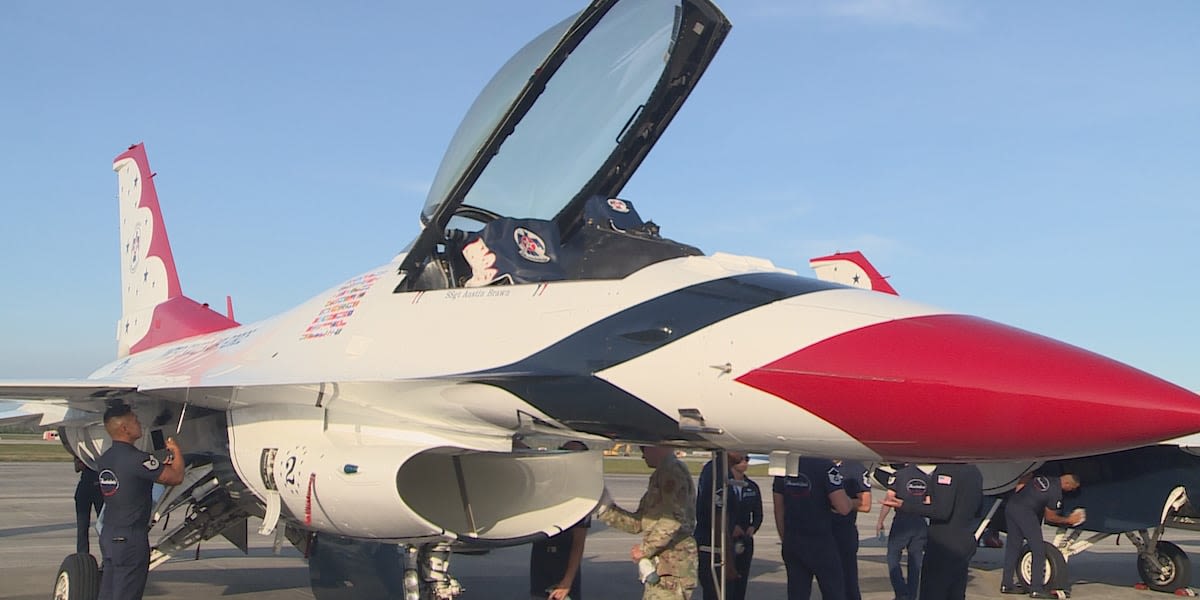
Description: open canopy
xmin=402 ymin=0 xmax=730 ymax=276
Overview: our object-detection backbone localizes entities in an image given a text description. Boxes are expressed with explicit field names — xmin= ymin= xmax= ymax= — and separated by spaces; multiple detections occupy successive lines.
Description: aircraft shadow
xmin=0 ymin=521 xmax=73 ymax=537
xmin=147 ymin=565 xmax=308 ymax=596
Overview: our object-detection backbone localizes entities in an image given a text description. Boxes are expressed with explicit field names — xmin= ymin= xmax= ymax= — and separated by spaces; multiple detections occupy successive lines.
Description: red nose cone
xmin=737 ymin=314 xmax=1200 ymax=461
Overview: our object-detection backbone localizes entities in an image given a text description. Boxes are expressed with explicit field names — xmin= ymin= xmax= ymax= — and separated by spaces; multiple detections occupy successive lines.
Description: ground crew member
xmin=883 ymin=463 xmax=981 ymax=600
xmin=729 ymin=452 xmax=762 ymax=600
xmin=530 ymin=441 xmax=591 ymax=600
xmin=833 ymin=459 xmax=871 ymax=600
xmin=96 ymin=404 xmax=185 ymax=600
xmin=74 ymin=456 xmax=104 ymax=555
xmin=597 ymin=445 xmax=697 ymax=600
xmin=530 ymin=517 xmax=589 ymax=600
xmin=695 ymin=451 xmax=740 ymax=600
xmin=1000 ymin=474 xmax=1083 ymax=598
xmin=876 ymin=464 xmax=930 ymax=600
xmin=774 ymin=457 xmax=853 ymax=600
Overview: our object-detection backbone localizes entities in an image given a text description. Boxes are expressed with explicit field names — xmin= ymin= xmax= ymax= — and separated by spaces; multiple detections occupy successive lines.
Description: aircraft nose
xmin=736 ymin=314 xmax=1200 ymax=461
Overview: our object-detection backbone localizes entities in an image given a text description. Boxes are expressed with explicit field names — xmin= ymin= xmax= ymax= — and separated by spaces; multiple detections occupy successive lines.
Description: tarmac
xmin=2 ymin=461 xmax=1194 ymax=600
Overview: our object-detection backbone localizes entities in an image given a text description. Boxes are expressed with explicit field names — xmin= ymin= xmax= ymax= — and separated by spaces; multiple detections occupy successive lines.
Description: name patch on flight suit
xmin=99 ymin=469 xmax=120 ymax=497
xmin=786 ymin=474 xmax=813 ymax=497
xmin=906 ymin=478 xmax=928 ymax=497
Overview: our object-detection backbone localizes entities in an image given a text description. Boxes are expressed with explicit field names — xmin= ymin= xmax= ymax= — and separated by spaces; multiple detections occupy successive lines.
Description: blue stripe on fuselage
xmin=472 ymin=272 xmax=842 ymax=440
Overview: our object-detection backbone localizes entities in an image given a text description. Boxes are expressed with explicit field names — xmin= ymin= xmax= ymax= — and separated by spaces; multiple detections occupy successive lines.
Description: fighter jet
xmin=6 ymin=1 xmax=1200 ymax=599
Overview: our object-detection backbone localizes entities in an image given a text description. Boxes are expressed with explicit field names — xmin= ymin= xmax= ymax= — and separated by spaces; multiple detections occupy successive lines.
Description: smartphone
xmin=150 ymin=429 xmax=172 ymax=463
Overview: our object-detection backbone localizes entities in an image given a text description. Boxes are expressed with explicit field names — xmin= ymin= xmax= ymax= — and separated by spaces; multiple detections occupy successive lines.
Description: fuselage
xmin=88 ymin=251 xmax=1200 ymax=465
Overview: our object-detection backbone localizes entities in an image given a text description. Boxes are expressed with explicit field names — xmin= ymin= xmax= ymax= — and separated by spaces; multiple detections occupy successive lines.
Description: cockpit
xmin=400 ymin=195 xmax=702 ymax=291
xmin=393 ymin=0 xmax=729 ymax=292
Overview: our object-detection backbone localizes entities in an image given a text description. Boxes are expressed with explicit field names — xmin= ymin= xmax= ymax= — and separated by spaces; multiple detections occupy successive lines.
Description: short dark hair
xmin=103 ymin=404 xmax=133 ymax=423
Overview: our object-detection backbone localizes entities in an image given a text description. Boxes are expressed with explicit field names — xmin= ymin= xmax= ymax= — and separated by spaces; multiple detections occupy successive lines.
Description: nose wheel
xmin=1137 ymin=541 xmax=1191 ymax=593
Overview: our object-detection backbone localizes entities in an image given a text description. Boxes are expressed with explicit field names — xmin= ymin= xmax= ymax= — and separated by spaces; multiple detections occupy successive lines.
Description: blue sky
xmin=1 ymin=1 xmax=1197 ymax=393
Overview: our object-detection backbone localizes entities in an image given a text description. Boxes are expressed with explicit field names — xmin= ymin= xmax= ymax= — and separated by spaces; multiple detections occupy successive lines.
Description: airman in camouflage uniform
xmin=598 ymin=445 xmax=698 ymax=600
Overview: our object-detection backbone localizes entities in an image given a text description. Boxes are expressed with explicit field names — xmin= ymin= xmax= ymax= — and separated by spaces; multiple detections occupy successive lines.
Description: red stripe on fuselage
xmin=737 ymin=314 xmax=1200 ymax=462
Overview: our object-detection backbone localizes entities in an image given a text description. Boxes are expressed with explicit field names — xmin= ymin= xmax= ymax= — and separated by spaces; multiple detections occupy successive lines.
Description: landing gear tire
xmin=1137 ymin=540 xmax=1191 ymax=592
xmin=1018 ymin=542 xmax=1068 ymax=592
xmin=53 ymin=553 xmax=100 ymax=600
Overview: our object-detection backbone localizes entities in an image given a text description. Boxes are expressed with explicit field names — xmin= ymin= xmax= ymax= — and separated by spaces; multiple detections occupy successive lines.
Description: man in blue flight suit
xmin=96 ymin=404 xmax=185 ymax=600
xmin=832 ymin=460 xmax=872 ymax=600
xmin=74 ymin=456 xmax=104 ymax=555
xmin=773 ymin=458 xmax=853 ymax=600
xmin=884 ymin=463 xmax=982 ymax=600
xmin=876 ymin=464 xmax=931 ymax=600
xmin=1000 ymin=474 xmax=1083 ymax=598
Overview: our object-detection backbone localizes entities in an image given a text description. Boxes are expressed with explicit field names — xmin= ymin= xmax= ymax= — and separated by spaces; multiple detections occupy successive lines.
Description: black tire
xmin=1018 ymin=542 xmax=1068 ymax=591
xmin=1137 ymin=540 xmax=1191 ymax=592
xmin=52 ymin=553 xmax=100 ymax=600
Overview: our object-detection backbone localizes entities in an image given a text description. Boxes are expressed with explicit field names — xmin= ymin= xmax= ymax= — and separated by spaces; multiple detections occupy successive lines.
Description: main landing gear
xmin=53 ymin=553 xmax=100 ymax=600
xmin=308 ymin=534 xmax=464 ymax=600
xmin=1016 ymin=541 xmax=1069 ymax=592
xmin=1029 ymin=486 xmax=1195 ymax=594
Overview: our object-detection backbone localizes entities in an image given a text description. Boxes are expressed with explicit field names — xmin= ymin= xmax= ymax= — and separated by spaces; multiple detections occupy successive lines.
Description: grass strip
xmin=0 ymin=443 xmax=73 ymax=462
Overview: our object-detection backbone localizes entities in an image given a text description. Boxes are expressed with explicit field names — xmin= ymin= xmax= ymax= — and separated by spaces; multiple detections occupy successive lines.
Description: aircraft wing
xmin=0 ymin=400 xmax=69 ymax=427
xmin=0 ymin=380 xmax=139 ymax=422
xmin=0 ymin=380 xmax=137 ymax=400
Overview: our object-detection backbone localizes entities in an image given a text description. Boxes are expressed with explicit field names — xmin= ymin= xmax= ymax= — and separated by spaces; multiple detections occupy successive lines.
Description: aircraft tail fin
xmin=809 ymin=251 xmax=899 ymax=295
xmin=112 ymin=143 xmax=239 ymax=357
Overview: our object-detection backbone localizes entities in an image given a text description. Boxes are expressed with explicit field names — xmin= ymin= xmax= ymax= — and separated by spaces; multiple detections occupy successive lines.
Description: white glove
xmin=1069 ymin=507 xmax=1086 ymax=527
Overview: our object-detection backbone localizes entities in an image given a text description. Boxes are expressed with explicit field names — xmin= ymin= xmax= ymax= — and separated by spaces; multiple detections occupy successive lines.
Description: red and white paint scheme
xmin=5 ymin=1 xmax=1199 ymax=598
xmin=809 ymin=250 xmax=899 ymax=295
xmin=810 ymin=251 xmax=1200 ymax=590
xmin=113 ymin=145 xmax=238 ymax=356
